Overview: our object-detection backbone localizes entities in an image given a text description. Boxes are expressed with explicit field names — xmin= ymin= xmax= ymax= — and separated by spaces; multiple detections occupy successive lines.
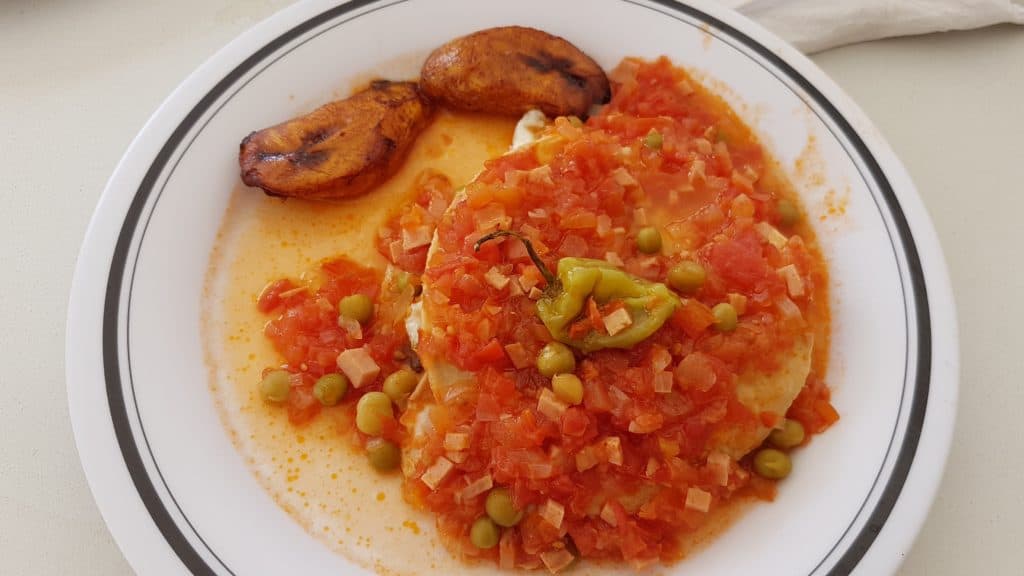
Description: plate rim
xmin=66 ymin=0 xmax=960 ymax=574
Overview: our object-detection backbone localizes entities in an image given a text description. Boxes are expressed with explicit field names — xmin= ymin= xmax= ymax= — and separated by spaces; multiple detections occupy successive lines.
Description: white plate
xmin=66 ymin=0 xmax=958 ymax=574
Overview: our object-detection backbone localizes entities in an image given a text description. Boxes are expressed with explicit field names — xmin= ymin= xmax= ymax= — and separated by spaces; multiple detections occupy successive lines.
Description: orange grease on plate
xmin=203 ymin=110 xmax=520 ymax=576
xmin=821 ymin=188 xmax=850 ymax=221
xmin=700 ymin=22 xmax=713 ymax=50
xmin=792 ymin=127 xmax=850 ymax=225
xmin=203 ymin=107 xmax=760 ymax=574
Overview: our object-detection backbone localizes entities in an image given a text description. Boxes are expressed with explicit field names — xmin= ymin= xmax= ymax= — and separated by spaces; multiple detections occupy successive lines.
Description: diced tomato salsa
xmin=256 ymin=164 xmax=462 ymax=427
xmin=411 ymin=58 xmax=835 ymax=567
xmin=376 ymin=170 xmax=456 ymax=273
xmin=257 ymin=257 xmax=412 ymax=437
xmin=254 ymin=56 xmax=836 ymax=571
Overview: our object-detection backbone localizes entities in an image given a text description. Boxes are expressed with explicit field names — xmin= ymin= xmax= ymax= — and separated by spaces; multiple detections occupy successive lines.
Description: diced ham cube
xmin=446 ymin=451 xmax=468 ymax=464
xmin=336 ymin=347 xmax=380 ymax=388
xmin=444 ymin=432 xmax=470 ymax=451
xmin=528 ymin=165 xmax=554 ymax=185
xmin=707 ymin=451 xmax=731 ymax=487
xmin=604 ymin=437 xmax=623 ymax=466
xmin=600 ymin=501 xmax=619 ymax=526
xmin=540 ymin=549 xmax=575 ymax=574
xmin=537 ymin=389 xmax=568 ymax=421
xmin=484 ymin=267 xmax=510 ymax=290
xmin=715 ymin=141 xmax=733 ymax=172
xmin=777 ymin=264 xmax=805 ymax=297
xmin=755 ymin=221 xmax=788 ymax=249
xmin=602 ymin=308 xmax=633 ymax=336
xmin=402 ymin=225 xmax=433 ymax=250
xmin=539 ymin=499 xmax=565 ymax=529
xmin=685 ymin=487 xmax=712 ymax=513
xmin=459 ymin=474 xmax=494 ymax=501
xmin=731 ymin=170 xmax=755 ymax=193
xmin=612 ymin=167 xmax=638 ymax=187
xmin=337 ymin=315 xmax=363 ymax=340
xmin=731 ymin=193 xmax=755 ymax=218
xmin=650 ymin=345 xmax=673 ymax=372
xmin=388 ymin=239 xmax=403 ymax=262
xmin=420 ymin=457 xmax=454 ymax=490
xmin=728 ymin=292 xmax=748 ymax=315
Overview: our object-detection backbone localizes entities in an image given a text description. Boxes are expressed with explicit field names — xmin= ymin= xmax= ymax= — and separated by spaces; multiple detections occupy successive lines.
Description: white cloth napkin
xmin=719 ymin=0 xmax=1024 ymax=52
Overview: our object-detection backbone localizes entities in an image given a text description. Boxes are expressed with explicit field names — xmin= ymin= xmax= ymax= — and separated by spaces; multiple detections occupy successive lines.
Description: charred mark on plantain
xmin=519 ymin=52 xmax=590 ymax=91
xmin=289 ymin=149 xmax=327 ymax=167
xmin=305 ymin=127 xmax=335 ymax=145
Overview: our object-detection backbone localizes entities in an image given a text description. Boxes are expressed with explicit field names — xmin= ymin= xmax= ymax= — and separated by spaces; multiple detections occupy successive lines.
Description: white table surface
xmin=1 ymin=1 xmax=1021 ymax=574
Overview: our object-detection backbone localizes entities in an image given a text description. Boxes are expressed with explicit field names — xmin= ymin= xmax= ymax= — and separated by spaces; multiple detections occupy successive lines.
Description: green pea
xmin=777 ymin=198 xmax=801 ymax=227
xmin=259 ymin=370 xmax=291 ymax=403
xmin=552 ymin=374 xmax=584 ymax=405
xmin=635 ymin=227 xmax=663 ymax=254
xmin=365 ymin=438 xmax=401 ymax=471
xmin=313 ymin=373 xmax=348 ymax=406
xmin=753 ymin=448 xmax=792 ymax=479
xmin=485 ymin=488 xmax=523 ymax=527
xmin=768 ymin=419 xmax=806 ymax=449
xmin=712 ymin=302 xmax=738 ymax=332
xmin=537 ymin=342 xmax=576 ymax=378
xmin=667 ymin=261 xmax=706 ymax=294
xmin=355 ymin=391 xmax=393 ymax=436
xmin=338 ymin=294 xmax=374 ymax=325
xmin=382 ymin=369 xmax=418 ymax=403
xmin=470 ymin=517 xmax=500 ymax=549
xmin=644 ymin=131 xmax=663 ymax=150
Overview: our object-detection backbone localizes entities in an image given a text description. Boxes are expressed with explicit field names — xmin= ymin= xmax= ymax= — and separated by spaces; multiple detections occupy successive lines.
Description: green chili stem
xmin=473 ymin=230 xmax=557 ymax=285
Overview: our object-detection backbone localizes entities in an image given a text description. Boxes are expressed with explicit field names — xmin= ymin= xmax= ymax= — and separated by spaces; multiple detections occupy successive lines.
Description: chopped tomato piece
xmin=468 ymin=338 xmax=510 ymax=370
xmin=256 ymin=279 xmax=297 ymax=313
xmin=287 ymin=384 xmax=320 ymax=424
xmin=670 ymin=299 xmax=716 ymax=338
xmin=560 ymin=408 xmax=590 ymax=437
xmin=707 ymin=231 xmax=769 ymax=291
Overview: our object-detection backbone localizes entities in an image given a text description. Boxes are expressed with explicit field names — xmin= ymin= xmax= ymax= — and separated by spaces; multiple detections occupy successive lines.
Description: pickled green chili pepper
xmin=474 ymin=231 xmax=678 ymax=352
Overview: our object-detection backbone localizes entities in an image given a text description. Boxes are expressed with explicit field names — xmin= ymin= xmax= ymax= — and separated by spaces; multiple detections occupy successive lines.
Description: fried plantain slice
xmin=420 ymin=26 xmax=610 ymax=118
xmin=239 ymin=80 xmax=432 ymax=200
